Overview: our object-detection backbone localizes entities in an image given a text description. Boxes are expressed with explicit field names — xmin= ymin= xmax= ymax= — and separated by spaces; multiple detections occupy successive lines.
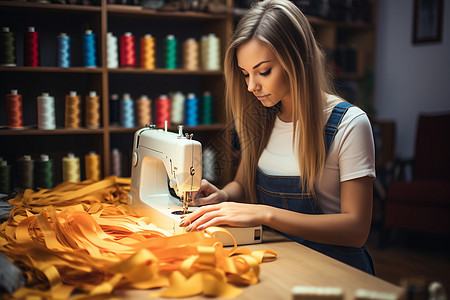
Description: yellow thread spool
xmin=85 ymin=91 xmax=100 ymax=129
xmin=140 ymin=34 xmax=155 ymax=70
xmin=62 ymin=153 xmax=80 ymax=182
xmin=65 ymin=90 xmax=81 ymax=129
xmin=85 ymin=151 xmax=101 ymax=181
xmin=183 ymin=38 xmax=199 ymax=71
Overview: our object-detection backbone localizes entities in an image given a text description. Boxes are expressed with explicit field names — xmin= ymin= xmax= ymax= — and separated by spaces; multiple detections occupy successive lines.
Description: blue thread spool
xmin=120 ymin=93 xmax=135 ymax=128
xmin=83 ymin=30 xmax=96 ymax=68
xmin=57 ymin=33 xmax=70 ymax=68
xmin=185 ymin=93 xmax=199 ymax=126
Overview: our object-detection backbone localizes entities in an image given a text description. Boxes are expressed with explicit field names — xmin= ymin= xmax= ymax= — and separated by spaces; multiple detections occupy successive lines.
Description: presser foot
xmin=171 ymin=192 xmax=193 ymax=215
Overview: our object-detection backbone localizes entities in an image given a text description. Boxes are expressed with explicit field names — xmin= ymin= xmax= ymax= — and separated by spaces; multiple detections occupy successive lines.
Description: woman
xmin=180 ymin=0 xmax=375 ymax=274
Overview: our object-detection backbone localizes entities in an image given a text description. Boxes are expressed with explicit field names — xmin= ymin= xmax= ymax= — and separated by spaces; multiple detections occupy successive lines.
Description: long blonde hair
xmin=224 ymin=0 xmax=338 ymax=203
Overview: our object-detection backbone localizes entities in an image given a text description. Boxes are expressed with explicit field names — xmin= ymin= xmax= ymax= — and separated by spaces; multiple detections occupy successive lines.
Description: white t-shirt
xmin=258 ymin=97 xmax=376 ymax=214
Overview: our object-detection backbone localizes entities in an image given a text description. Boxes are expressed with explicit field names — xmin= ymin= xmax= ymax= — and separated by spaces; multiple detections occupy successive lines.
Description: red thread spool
xmin=24 ymin=27 xmax=39 ymax=67
xmin=120 ymin=32 xmax=136 ymax=67
xmin=155 ymin=94 xmax=171 ymax=128
xmin=6 ymin=89 xmax=23 ymax=129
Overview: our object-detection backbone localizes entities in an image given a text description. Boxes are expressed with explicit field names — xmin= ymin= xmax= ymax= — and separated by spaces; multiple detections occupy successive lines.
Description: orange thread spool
xmin=136 ymin=95 xmax=152 ymax=127
xmin=120 ymin=32 xmax=136 ymax=67
xmin=85 ymin=151 xmax=101 ymax=181
xmin=6 ymin=89 xmax=23 ymax=129
xmin=155 ymin=94 xmax=170 ymax=128
xmin=140 ymin=34 xmax=155 ymax=70
xmin=85 ymin=91 xmax=100 ymax=129
xmin=65 ymin=90 xmax=81 ymax=129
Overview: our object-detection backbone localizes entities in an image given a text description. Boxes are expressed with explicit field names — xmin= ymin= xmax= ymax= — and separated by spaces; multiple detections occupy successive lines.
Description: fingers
xmin=179 ymin=204 xmax=220 ymax=227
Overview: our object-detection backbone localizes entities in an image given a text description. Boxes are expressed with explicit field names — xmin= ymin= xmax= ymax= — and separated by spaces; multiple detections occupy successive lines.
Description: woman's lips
xmin=256 ymin=94 xmax=269 ymax=101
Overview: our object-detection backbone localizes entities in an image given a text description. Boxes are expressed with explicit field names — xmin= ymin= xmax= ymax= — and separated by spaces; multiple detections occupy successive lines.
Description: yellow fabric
xmin=0 ymin=176 xmax=277 ymax=299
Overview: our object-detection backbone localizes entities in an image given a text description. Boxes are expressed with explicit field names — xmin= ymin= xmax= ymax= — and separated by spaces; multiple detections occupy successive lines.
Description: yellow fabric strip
xmin=0 ymin=176 xmax=277 ymax=299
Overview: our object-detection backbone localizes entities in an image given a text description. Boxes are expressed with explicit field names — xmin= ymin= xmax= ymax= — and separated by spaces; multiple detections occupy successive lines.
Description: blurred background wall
xmin=375 ymin=0 xmax=450 ymax=161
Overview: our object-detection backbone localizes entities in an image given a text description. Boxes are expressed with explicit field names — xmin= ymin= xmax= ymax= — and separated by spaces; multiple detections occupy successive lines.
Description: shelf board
xmin=107 ymin=4 xmax=227 ymax=20
xmin=0 ymin=1 xmax=101 ymax=12
xmin=108 ymin=68 xmax=223 ymax=75
xmin=0 ymin=66 xmax=103 ymax=73
xmin=0 ymin=128 xmax=104 ymax=136
xmin=108 ymin=124 xmax=226 ymax=133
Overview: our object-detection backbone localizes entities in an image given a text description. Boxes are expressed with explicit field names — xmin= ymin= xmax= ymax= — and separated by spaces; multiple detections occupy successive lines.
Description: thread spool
xmin=109 ymin=93 xmax=120 ymax=125
xmin=85 ymin=151 xmax=101 ymax=181
xmin=24 ymin=27 xmax=39 ymax=67
xmin=155 ymin=94 xmax=170 ymax=128
xmin=0 ymin=159 xmax=12 ymax=195
xmin=164 ymin=35 xmax=177 ymax=69
xmin=37 ymin=92 xmax=56 ymax=130
xmin=120 ymin=32 xmax=136 ymax=67
xmin=202 ymin=91 xmax=213 ymax=125
xmin=6 ymin=89 xmax=23 ymax=129
xmin=120 ymin=93 xmax=135 ymax=128
xmin=18 ymin=155 xmax=34 ymax=191
xmin=35 ymin=154 xmax=54 ymax=189
xmin=140 ymin=34 xmax=155 ymax=70
xmin=1 ymin=27 xmax=16 ymax=66
xmin=183 ymin=38 xmax=199 ymax=71
xmin=203 ymin=147 xmax=217 ymax=182
xmin=111 ymin=148 xmax=122 ymax=178
xmin=62 ymin=153 xmax=80 ymax=183
xmin=201 ymin=33 xmax=220 ymax=70
xmin=83 ymin=29 xmax=97 ymax=68
xmin=57 ymin=33 xmax=70 ymax=68
xmin=106 ymin=32 xmax=119 ymax=69
xmin=170 ymin=91 xmax=185 ymax=125
xmin=185 ymin=93 xmax=199 ymax=126
xmin=136 ymin=95 xmax=151 ymax=127
xmin=65 ymin=90 xmax=81 ymax=129
xmin=85 ymin=91 xmax=100 ymax=129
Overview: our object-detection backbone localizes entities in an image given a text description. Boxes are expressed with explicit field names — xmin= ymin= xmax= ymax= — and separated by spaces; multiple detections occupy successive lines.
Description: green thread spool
xmin=18 ymin=155 xmax=34 ymax=191
xmin=0 ymin=27 xmax=16 ymax=66
xmin=202 ymin=91 xmax=213 ymax=125
xmin=36 ymin=154 xmax=54 ymax=189
xmin=0 ymin=160 xmax=12 ymax=195
xmin=164 ymin=34 xmax=177 ymax=69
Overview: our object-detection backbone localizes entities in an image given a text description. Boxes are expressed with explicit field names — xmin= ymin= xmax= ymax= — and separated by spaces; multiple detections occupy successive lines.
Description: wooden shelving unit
xmin=0 ymin=0 xmax=376 ymax=192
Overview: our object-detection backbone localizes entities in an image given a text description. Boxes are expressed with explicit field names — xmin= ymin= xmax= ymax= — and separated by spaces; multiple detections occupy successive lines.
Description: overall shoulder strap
xmin=324 ymin=102 xmax=353 ymax=153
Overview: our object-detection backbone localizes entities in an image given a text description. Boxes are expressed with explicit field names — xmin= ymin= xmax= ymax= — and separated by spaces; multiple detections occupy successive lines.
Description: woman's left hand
xmin=179 ymin=202 xmax=266 ymax=232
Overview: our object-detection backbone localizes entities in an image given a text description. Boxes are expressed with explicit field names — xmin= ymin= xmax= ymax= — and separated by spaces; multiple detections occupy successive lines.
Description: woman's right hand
xmin=190 ymin=179 xmax=229 ymax=206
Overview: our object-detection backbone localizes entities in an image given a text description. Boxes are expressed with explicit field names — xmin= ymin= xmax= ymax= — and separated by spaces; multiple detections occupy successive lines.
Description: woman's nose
xmin=247 ymin=76 xmax=260 ymax=93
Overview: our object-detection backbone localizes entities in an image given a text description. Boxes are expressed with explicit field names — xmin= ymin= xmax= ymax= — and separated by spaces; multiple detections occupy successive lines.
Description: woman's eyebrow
xmin=238 ymin=60 xmax=272 ymax=70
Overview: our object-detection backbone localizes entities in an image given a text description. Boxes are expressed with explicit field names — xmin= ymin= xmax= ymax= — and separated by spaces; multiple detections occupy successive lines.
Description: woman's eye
xmin=260 ymin=68 xmax=271 ymax=76
xmin=243 ymin=73 xmax=249 ymax=78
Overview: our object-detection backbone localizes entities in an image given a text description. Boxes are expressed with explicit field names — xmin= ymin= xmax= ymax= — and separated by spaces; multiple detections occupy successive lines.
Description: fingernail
xmin=179 ymin=219 xmax=185 ymax=227
xmin=186 ymin=225 xmax=192 ymax=232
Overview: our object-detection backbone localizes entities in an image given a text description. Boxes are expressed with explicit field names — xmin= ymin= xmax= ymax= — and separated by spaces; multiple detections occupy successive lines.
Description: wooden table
xmin=117 ymin=230 xmax=403 ymax=300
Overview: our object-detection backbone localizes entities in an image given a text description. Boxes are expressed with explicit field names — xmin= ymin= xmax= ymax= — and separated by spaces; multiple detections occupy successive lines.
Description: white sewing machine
xmin=128 ymin=124 xmax=262 ymax=246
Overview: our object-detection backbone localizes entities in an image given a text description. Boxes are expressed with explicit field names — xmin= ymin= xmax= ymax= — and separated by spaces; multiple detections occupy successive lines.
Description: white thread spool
xmin=37 ymin=92 xmax=56 ymax=130
xmin=203 ymin=147 xmax=217 ymax=182
xmin=170 ymin=91 xmax=185 ymax=125
xmin=201 ymin=34 xmax=221 ymax=71
xmin=106 ymin=32 xmax=119 ymax=69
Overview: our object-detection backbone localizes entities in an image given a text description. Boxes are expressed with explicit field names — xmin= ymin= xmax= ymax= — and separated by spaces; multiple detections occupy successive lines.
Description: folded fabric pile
xmin=0 ymin=176 xmax=276 ymax=299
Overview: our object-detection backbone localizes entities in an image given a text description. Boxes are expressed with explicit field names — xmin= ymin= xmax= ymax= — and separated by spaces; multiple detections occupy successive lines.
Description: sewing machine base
xmin=128 ymin=194 xmax=262 ymax=246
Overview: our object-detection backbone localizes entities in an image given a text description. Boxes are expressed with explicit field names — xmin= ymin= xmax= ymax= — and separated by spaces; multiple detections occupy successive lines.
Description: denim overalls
xmin=256 ymin=102 xmax=375 ymax=275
